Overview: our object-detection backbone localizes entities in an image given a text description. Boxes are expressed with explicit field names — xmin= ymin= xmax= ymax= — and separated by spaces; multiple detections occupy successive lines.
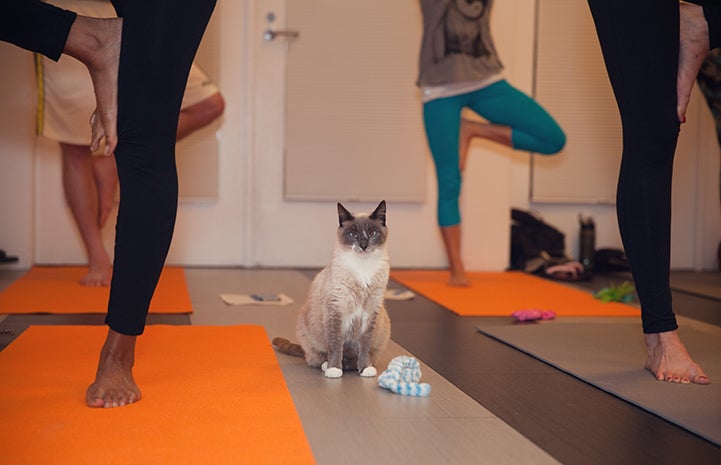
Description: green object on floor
xmin=594 ymin=281 xmax=635 ymax=303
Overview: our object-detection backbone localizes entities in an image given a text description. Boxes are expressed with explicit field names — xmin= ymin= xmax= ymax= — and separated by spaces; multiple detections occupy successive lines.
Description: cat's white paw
xmin=321 ymin=361 xmax=328 ymax=372
xmin=360 ymin=366 xmax=377 ymax=377
xmin=324 ymin=367 xmax=343 ymax=378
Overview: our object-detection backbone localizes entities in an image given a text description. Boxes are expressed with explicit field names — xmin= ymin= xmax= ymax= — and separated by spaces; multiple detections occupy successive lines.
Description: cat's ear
xmin=337 ymin=202 xmax=354 ymax=226
xmin=370 ymin=200 xmax=386 ymax=226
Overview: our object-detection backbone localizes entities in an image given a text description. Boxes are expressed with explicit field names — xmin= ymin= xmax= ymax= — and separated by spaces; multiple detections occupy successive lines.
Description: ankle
xmin=63 ymin=16 xmax=121 ymax=70
xmin=101 ymin=330 xmax=137 ymax=364
xmin=63 ymin=16 xmax=100 ymax=64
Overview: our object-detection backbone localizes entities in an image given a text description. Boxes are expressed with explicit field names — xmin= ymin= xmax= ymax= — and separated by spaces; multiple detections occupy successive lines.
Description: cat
xmin=272 ymin=200 xmax=391 ymax=378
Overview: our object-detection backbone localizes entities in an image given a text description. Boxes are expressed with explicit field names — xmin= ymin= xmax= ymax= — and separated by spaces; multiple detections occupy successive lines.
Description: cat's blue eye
xmin=348 ymin=231 xmax=357 ymax=239
xmin=369 ymin=231 xmax=378 ymax=238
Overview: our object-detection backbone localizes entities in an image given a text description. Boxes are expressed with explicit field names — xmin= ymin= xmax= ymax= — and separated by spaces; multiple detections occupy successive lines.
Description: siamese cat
xmin=273 ymin=201 xmax=391 ymax=378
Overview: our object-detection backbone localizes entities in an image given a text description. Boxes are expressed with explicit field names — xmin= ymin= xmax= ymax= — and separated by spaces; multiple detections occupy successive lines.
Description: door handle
xmin=263 ymin=29 xmax=300 ymax=41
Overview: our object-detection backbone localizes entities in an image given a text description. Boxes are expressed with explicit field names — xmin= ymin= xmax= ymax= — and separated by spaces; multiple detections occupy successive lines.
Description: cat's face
xmin=337 ymin=201 xmax=388 ymax=254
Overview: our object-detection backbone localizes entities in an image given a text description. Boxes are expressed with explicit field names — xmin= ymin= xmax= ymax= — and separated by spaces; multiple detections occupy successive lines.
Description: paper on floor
xmin=219 ymin=293 xmax=294 ymax=306
xmin=384 ymin=288 xmax=416 ymax=300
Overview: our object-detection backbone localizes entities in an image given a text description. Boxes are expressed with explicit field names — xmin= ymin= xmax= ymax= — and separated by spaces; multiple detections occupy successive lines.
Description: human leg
xmin=176 ymin=91 xmax=225 ymax=140
xmin=678 ymin=2 xmax=709 ymax=123
xmin=423 ymin=96 xmax=468 ymax=285
xmin=60 ymin=143 xmax=113 ymax=286
xmin=86 ymin=0 xmax=218 ymax=408
xmin=696 ymin=50 xmax=721 ymax=232
xmin=106 ymin=0 xmax=216 ymax=334
xmin=440 ymin=225 xmax=468 ymax=286
xmin=92 ymin=154 xmax=119 ymax=229
xmin=459 ymin=118 xmax=511 ymax=172
xmin=588 ymin=0 xmax=709 ymax=384
xmin=464 ymin=80 xmax=566 ymax=155
xmin=680 ymin=1 xmax=721 ymax=122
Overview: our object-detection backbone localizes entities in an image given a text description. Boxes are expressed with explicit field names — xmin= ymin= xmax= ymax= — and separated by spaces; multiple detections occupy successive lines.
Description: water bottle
xmin=579 ymin=214 xmax=595 ymax=272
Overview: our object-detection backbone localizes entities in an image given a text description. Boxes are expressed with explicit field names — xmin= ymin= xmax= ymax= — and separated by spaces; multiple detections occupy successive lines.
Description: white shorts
xmin=37 ymin=0 xmax=220 ymax=145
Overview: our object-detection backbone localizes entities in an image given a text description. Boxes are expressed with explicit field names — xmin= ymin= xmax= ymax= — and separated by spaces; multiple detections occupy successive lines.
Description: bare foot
xmin=447 ymin=271 xmax=471 ymax=287
xmin=79 ymin=264 xmax=112 ymax=287
xmin=644 ymin=330 xmax=710 ymax=385
xmin=86 ymin=329 xmax=141 ymax=408
xmin=678 ymin=3 xmax=709 ymax=123
xmin=63 ymin=16 xmax=122 ymax=155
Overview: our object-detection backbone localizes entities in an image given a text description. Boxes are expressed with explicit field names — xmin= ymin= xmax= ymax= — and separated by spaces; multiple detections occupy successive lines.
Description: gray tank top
xmin=416 ymin=0 xmax=504 ymax=87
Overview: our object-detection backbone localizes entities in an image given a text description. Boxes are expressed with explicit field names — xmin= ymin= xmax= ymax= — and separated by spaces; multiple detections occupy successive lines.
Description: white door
xmin=249 ymin=0 xmax=434 ymax=267
xmin=248 ymin=0 xmax=526 ymax=270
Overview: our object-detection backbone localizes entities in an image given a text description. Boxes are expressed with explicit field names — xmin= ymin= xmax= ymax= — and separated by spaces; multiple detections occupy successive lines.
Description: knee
xmin=204 ymin=92 xmax=225 ymax=121
xmin=193 ymin=92 xmax=225 ymax=123
xmin=438 ymin=208 xmax=460 ymax=228
xmin=60 ymin=144 xmax=92 ymax=166
xmin=433 ymin=159 xmax=462 ymax=225
xmin=436 ymin=161 xmax=461 ymax=188
xmin=437 ymin=188 xmax=461 ymax=227
xmin=437 ymin=172 xmax=461 ymax=204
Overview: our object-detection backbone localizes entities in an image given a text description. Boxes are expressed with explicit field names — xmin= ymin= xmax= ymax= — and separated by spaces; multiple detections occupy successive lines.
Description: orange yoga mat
xmin=391 ymin=270 xmax=640 ymax=317
xmin=0 ymin=266 xmax=192 ymax=314
xmin=0 ymin=325 xmax=316 ymax=465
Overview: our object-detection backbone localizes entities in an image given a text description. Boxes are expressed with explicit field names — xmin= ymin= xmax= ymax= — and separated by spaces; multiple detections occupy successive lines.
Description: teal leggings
xmin=423 ymin=80 xmax=565 ymax=227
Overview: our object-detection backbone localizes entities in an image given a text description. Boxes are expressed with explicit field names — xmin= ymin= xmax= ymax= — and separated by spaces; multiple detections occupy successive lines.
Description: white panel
xmin=284 ymin=0 xmax=427 ymax=202
xmin=176 ymin=12 xmax=221 ymax=200
xmin=0 ymin=44 xmax=36 ymax=269
xmin=531 ymin=0 xmax=622 ymax=203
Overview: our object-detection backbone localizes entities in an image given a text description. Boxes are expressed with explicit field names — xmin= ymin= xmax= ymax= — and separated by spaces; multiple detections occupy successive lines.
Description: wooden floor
xmin=0 ymin=267 xmax=719 ymax=465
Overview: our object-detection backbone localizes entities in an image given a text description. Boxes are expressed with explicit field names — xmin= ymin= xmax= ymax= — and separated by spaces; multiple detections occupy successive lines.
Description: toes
xmin=658 ymin=370 xmax=710 ymax=385
xmin=88 ymin=388 xmax=139 ymax=408
xmin=103 ymin=391 xmax=121 ymax=408
xmin=87 ymin=396 xmax=105 ymax=408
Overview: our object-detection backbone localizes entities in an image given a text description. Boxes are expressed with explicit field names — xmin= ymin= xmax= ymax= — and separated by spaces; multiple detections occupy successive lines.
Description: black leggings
xmin=2 ymin=0 xmax=217 ymax=335
xmin=105 ymin=0 xmax=217 ymax=335
xmin=1 ymin=1 xmax=76 ymax=61
xmin=587 ymin=0 xmax=719 ymax=333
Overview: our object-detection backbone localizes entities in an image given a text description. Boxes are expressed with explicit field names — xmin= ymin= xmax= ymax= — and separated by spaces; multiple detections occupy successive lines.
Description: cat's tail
xmin=271 ymin=337 xmax=305 ymax=358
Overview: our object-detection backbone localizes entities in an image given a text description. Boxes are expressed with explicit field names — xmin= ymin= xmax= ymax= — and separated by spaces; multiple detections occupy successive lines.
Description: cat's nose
xmin=359 ymin=239 xmax=369 ymax=250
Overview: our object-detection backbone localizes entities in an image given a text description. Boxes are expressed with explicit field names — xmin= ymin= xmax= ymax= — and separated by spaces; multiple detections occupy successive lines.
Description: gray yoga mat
xmin=477 ymin=317 xmax=721 ymax=445
xmin=670 ymin=271 xmax=721 ymax=301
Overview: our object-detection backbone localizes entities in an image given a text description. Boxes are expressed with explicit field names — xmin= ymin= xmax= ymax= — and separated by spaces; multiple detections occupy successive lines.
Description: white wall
xmin=1 ymin=1 xmax=718 ymax=272
xmin=0 ymin=44 xmax=35 ymax=270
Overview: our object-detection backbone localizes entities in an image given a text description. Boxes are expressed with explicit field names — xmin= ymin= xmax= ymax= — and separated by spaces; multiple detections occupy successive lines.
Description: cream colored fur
xmin=295 ymin=204 xmax=391 ymax=378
